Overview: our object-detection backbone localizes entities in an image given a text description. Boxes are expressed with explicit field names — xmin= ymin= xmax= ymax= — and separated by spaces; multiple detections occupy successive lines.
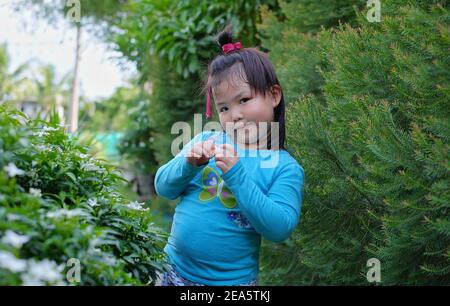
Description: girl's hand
xmin=186 ymin=139 xmax=215 ymax=167
xmin=215 ymin=144 xmax=239 ymax=174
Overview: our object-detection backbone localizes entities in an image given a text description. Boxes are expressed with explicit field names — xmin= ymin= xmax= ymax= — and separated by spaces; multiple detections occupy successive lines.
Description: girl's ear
xmin=270 ymin=85 xmax=282 ymax=108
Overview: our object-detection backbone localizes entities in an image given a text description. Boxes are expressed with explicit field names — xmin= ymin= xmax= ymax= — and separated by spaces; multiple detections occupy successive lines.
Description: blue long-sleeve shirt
xmin=154 ymin=130 xmax=304 ymax=285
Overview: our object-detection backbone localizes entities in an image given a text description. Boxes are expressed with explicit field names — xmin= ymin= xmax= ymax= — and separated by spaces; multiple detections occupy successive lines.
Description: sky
xmin=0 ymin=0 xmax=136 ymax=101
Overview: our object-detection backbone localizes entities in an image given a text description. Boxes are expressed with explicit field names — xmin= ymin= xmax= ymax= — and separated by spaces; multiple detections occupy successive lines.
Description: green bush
xmin=0 ymin=106 xmax=168 ymax=285
xmin=259 ymin=0 xmax=449 ymax=285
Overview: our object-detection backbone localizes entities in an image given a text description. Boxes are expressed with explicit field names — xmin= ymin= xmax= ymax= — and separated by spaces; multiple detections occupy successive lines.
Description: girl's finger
xmin=202 ymin=147 xmax=213 ymax=158
xmin=214 ymin=146 xmax=224 ymax=155
xmin=192 ymin=145 xmax=204 ymax=157
xmin=219 ymin=144 xmax=236 ymax=157
xmin=203 ymin=140 xmax=215 ymax=157
xmin=187 ymin=151 xmax=202 ymax=159
xmin=215 ymin=160 xmax=227 ymax=170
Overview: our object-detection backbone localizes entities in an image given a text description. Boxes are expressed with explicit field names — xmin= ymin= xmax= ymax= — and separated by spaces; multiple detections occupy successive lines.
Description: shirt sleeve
xmin=154 ymin=132 xmax=211 ymax=200
xmin=221 ymin=158 xmax=305 ymax=243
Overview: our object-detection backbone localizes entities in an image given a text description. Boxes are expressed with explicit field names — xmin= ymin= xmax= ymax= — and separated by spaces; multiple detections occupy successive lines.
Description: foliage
xmin=111 ymin=0 xmax=278 ymax=80
xmin=0 ymin=106 xmax=168 ymax=285
xmin=258 ymin=0 xmax=450 ymax=285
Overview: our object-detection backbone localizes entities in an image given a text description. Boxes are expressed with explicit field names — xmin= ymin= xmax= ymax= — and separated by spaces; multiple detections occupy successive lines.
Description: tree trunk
xmin=137 ymin=173 xmax=155 ymax=202
xmin=69 ymin=25 xmax=81 ymax=133
xmin=55 ymin=94 xmax=65 ymax=124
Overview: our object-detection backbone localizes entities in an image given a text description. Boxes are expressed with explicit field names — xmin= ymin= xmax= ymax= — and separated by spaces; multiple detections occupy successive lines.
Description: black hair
xmin=202 ymin=25 xmax=286 ymax=150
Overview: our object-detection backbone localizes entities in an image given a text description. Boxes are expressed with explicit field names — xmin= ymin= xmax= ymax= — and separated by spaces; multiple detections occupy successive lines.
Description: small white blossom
xmin=21 ymin=274 xmax=44 ymax=286
xmin=87 ymin=198 xmax=99 ymax=207
xmin=29 ymin=188 xmax=42 ymax=198
xmin=3 ymin=162 xmax=25 ymax=177
xmin=126 ymin=201 xmax=149 ymax=211
xmin=19 ymin=138 xmax=29 ymax=146
xmin=7 ymin=214 xmax=22 ymax=221
xmin=54 ymin=146 xmax=63 ymax=154
xmin=42 ymin=126 xmax=58 ymax=132
xmin=10 ymin=114 xmax=28 ymax=125
xmin=103 ymin=254 xmax=117 ymax=266
xmin=89 ymin=237 xmax=102 ymax=248
xmin=80 ymin=162 xmax=102 ymax=172
xmin=46 ymin=208 xmax=86 ymax=219
xmin=22 ymin=259 xmax=65 ymax=286
xmin=0 ymin=251 xmax=27 ymax=273
xmin=1 ymin=230 xmax=31 ymax=248
xmin=28 ymin=259 xmax=64 ymax=281
xmin=33 ymin=131 xmax=49 ymax=137
xmin=36 ymin=145 xmax=48 ymax=151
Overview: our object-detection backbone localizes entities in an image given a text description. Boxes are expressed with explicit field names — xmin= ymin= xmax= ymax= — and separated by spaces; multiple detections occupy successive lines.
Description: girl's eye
xmin=219 ymin=107 xmax=228 ymax=113
xmin=240 ymin=98 xmax=250 ymax=104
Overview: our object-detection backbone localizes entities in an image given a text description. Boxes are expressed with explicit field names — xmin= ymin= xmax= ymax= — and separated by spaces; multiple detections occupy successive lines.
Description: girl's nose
xmin=231 ymin=107 xmax=244 ymax=122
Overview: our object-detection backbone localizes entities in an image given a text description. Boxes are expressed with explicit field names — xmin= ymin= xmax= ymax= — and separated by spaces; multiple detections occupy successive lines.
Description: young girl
xmin=154 ymin=28 xmax=304 ymax=286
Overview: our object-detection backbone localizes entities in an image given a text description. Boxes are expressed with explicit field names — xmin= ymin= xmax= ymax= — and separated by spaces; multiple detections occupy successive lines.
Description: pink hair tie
xmin=222 ymin=42 xmax=242 ymax=54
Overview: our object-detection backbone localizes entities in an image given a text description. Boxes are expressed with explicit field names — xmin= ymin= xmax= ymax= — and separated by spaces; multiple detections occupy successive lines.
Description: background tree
xmin=258 ymin=0 xmax=449 ymax=285
xmin=13 ymin=0 xmax=129 ymax=132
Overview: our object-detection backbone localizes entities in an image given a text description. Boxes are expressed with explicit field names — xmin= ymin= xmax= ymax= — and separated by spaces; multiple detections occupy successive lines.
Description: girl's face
xmin=212 ymin=78 xmax=282 ymax=149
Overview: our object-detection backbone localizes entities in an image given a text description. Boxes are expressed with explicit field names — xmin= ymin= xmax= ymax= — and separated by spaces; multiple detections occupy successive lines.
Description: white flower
xmin=42 ymin=126 xmax=58 ymax=132
xmin=36 ymin=145 xmax=48 ymax=151
xmin=78 ymin=153 xmax=88 ymax=159
xmin=33 ymin=131 xmax=49 ymax=137
xmin=89 ymin=237 xmax=101 ymax=248
xmin=22 ymin=259 xmax=65 ymax=286
xmin=46 ymin=208 xmax=86 ymax=219
xmin=87 ymin=198 xmax=99 ymax=207
xmin=29 ymin=188 xmax=42 ymax=198
xmin=103 ymin=254 xmax=117 ymax=266
xmin=126 ymin=201 xmax=149 ymax=211
xmin=80 ymin=162 xmax=102 ymax=172
xmin=21 ymin=274 xmax=44 ymax=286
xmin=0 ymin=251 xmax=27 ymax=273
xmin=1 ymin=230 xmax=31 ymax=248
xmin=7 ymin=214 xmax=22 ymax=221
xmin=28 ymin=259 xmax=64 ymax=281
xmin=10 ymin=114 xmax=28 ymax=125
xmin=65 ymin=209 xmax=86 ymax=218
xmin=91 ymin=248 xmax=102 ymax=254
xmin=19 ymin=138 xmax=29 ymax=146
xmin=3 ymin=162 xmax=25 ymax=177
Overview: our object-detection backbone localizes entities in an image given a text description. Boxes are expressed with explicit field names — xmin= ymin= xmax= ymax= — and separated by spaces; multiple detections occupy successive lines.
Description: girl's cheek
xmin=251 ymin=106 xmax=274 ymax=122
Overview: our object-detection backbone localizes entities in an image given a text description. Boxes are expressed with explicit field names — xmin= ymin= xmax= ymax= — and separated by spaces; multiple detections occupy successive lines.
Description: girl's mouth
xmin=233 ymin=122 xmax=246 ymax=130
xmin=234 ymin=122 xmax=253 ymax=130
